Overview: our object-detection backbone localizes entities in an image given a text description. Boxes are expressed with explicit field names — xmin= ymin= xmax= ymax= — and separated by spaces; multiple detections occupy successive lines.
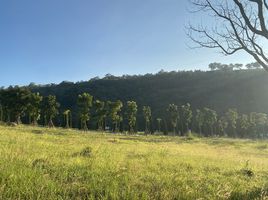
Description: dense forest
xmin=32 ymin=68 xmax=268 ymax=124
xmin=1 ymin=68 xmax=268 ymax=138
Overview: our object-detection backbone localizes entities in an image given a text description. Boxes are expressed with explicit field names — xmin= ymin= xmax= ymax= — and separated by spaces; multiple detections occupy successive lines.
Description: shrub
xmin=73 ymin=147 xmax=93 ymax=157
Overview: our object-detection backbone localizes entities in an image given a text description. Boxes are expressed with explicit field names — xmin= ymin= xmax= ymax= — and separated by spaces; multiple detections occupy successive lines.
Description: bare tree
xmin=188 ymin=0 xmax=268 ymax=71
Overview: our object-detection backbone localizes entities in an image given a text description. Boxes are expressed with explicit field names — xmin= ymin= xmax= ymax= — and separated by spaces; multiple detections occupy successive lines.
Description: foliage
xmin=77 ymin=93 xmax=93 ymax=130
xmin=180 ymin=103 xmax=192 ymax=134
xmin=126 ymin=101 xmax=138 ymax=133
xmin=0 ymin=87 xmax=31 ymax=124
xmin=202 ymin=107 xmax=217 ymax=136
xmin=27 ymin=92 xmax=43 ymax=125
xmin=143 ymin=106 xmax=152 ymax=134
xmin=63 ymin=109 xmax=71 ymax=128
xmin=93 ymin=100 xmax=106 ymax=131
xmin=1 ymin=70 xmax=268 ymax=138
xmin=42 ymin=95 xmax=60 ymax=127
xmin=167 ymin=104 xmax=179 ymax=135
xmin=225 ymin=109 xmax=239 ymax=137
xmin=109 ymin=100 xmax=123 ymax=132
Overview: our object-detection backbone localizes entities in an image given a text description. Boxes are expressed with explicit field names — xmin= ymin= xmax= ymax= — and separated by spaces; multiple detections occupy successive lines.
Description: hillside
xmin=29 ymin=69 xmax=268 ymax=129
xmin=0 ymin=125 xmax=268 ymax=199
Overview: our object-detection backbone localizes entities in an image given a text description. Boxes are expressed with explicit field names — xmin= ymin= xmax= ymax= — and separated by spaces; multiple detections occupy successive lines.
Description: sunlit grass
xmin=0 ymin=125 xmax=268 ymax=199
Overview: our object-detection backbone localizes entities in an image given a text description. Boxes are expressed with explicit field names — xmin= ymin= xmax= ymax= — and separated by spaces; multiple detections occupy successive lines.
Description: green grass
xmin=0 ymin=125 xmax=268 ymax=199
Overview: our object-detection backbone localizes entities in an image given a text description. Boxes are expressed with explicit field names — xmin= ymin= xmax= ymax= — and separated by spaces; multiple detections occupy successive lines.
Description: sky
xmin=0 ymin=0 xmax=253 ymax=87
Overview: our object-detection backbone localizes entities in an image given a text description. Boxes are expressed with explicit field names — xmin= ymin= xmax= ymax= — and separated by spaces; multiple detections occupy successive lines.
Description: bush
xmin=240 ymin=160 xmax=254 ymax=177
xmin=73 ymin=147 xmax=93 ymax=157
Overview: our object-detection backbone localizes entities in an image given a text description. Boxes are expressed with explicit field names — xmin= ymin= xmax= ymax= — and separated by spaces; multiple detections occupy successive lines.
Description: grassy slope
xmin=0 ymin=125 xmax=268 ymax=200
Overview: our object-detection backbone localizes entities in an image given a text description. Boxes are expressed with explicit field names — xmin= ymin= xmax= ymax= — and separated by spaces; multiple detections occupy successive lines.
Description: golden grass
xmin=0 ymin=125 xmax=268 ymax=199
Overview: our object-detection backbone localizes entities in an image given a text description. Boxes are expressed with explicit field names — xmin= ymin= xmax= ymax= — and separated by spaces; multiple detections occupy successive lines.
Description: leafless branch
xmin=188 ymin=0 xmax=268 ymax=71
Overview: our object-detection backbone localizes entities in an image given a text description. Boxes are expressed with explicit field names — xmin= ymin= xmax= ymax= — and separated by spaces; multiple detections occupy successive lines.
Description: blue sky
xmin=0 ymin=0 xmax=252 ymax=86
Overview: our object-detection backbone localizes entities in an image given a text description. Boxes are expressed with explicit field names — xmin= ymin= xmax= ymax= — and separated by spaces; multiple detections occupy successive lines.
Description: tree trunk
xmin=48 ymin=117 xmax=54 ymax=128
xmin=114 ymin=122 xmax=117 ymax=133
xmin=83 ymin=121 xmax=88 ymax=131
xmin=158 ymin=122 xmax=161 ymax=132
xmin=16 ymin=115 xmax=21 ymax=125
xmin=70 ymin=113 xmax=72 ymax=128
xmin=65 ymin=115 xmax=69 ymax=128
xmin=32 ymin=117 xmax=38 ymax=126
xmin=210 ymin=125 xmax=213 ymax=136
xmin=0 ymin=106 xmax=3 ymax=122
xmin=44 ymin=116 xmax=47 ymax=127
xmin=181 ymin=122 xmax=184 ymax=136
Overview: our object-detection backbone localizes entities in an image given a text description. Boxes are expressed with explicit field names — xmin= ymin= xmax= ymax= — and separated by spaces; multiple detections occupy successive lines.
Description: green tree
xmin=0 ymin=90 xmax=3 ymax=122
xmin=2 ymin=87 xmax=32 ymax=124
xmin=217 ymin=117 xmax=228 ymax=137
xmin=94 ymin=100 xmax=106 ymax=131
xmin=0 ymin=104 xmax=2 ymax=122
xmin=203 ymin=107 xmax=217 ymax=136
xmin=195 ymin=109 xmax=204 ymax=136
xmin=63 ymin=109 xmax=72 ymax=128
xmin=181 ymin=103 xmax=192 ymax=134
xmin=225 ymin=109 xmax=238 ymax=137
xmin=42 ymin=95 xmax=60 ymax=127
xmin=126 ymin=101 xmax=138 ymax=133
xmin=0 ymin=89 xmax=11 ymax=122
xmin=27 ymin=92 xmax=43 ymax=125
xmin=77 ymin=93 xmax=93 ymax=131
xmin=255 ymin=113 xmax=268 ymax=138
xmin=143 ymin=106 xmax=152 ymax=134
xmin=237 ymin=114 xmax=249 ymax=138
xmin=156 ymin=118 xmax=162 ymax=133
xmin=167 ymin=104 xmax=179 ymax=135
xmin=109 ymin=100 xmax=123 ymax=132
xmin=249 ymin=112 xmax=258 ymax=138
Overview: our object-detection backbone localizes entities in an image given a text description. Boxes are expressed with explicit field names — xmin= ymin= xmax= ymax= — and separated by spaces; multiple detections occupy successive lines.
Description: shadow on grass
xmin=229 ymin=187 xmax=268 ymax=200
xmin=118 ymin=136 xmax=199 ymax=144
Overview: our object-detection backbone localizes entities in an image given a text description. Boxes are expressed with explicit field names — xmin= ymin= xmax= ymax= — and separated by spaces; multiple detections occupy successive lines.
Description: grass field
xmin=0 ymin=125 xmax=268 ymax=200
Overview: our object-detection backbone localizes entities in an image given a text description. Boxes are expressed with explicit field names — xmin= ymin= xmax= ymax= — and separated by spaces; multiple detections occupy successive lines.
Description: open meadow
xmin=0 ymin=125 xmax=268 ymax=200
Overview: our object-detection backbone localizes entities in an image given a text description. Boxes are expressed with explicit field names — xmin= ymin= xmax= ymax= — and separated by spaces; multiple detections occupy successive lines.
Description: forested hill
xmin=30 ymin=69 xmax=268 ymax=128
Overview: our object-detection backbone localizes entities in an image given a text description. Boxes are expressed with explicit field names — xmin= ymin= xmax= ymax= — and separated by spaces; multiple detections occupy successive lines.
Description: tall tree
xmin=167 ymin=104 xmax=179 ymax=135
xmin=255 ymin=113 xmax=268 ymax=138
xmin=0 ymin=92 xmax=3 ymax=122
xmin=181 ymin=103 xmax=193 ymax=134
xmin=27 ymin=92 xmax=43 ymax=125
xmin=249 ymin=112 xmax=258 ymax=138
xmin=225 ymin=109 xmax=239 ymax=137
xmin=189 ymin=0 xmax=268 ymax=71
xmin=156 ymin=118 xmax=162 ymax=133
xmin=143 ymin=106 xmax=152 ymax=135
xmin=237 ymin=114 xmax=250 ymax=138
xmin=109 ymin=100 xmax=123 ymax=132
xmin=1 ymin=87 xmax=32 ymax=124
xmin=195 ymin=109 xmax=204 ymax=135
xmin=94 ymin=100 xmax=106 ymax=131
xmin=77 ymin=93 xmax=93 ymax=131
xmin=217 ymin=117 xmax=228 ymax=137
xmin=0 ymin=89 xmax=10 ymax=122
xmin=126 ymin=101 xmax=138 ymax=133
xmin=42 ymin=95 xmax=60 ymax=127
xmin=63 ymin=109 xmax=71 ymax=128
xmin=0 ymin=104 xmax=2 ymax=122
xmin=203 ymin=107 xmax=217 ymax=136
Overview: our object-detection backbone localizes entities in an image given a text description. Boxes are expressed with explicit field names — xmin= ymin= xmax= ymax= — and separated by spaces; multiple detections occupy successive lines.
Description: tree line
xmin=208 ymin=62 xmax=261 ymax=71
xmin=1 ymin=86 xmax=268 ymax=139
